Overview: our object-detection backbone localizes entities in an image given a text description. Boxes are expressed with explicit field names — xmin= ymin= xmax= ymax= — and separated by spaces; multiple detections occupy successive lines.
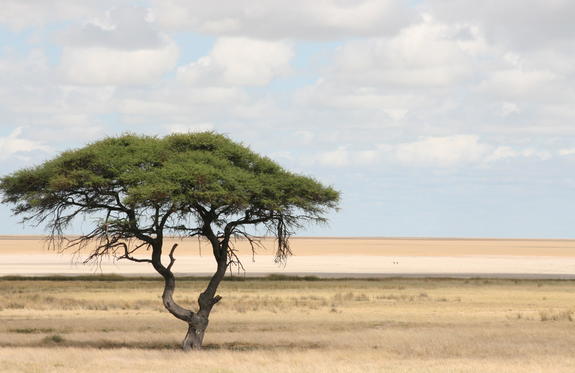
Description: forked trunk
xmin=152 ymin=237 xmax=225 ymax=351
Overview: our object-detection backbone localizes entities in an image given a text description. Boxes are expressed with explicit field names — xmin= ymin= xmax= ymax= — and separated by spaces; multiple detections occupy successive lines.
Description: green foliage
xmin=0 ymin=132 xmax=339 ymax=240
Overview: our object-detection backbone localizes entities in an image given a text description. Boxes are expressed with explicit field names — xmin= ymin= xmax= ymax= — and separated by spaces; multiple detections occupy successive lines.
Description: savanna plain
xmin=1 ymin=276 xmax=575 ymax=373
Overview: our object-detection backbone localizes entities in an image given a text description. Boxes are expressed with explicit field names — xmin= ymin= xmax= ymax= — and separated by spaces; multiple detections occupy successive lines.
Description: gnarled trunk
xmin=152 ymin=237 xmax=226 ymax=351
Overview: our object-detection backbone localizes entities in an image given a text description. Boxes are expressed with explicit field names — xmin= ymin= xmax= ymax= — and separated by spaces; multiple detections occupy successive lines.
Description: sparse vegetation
xmin=10 ymin=328 xmax=55 ymax=334
xmin=539 ymin=309 xmax=573 ymax=322
xmin=1 ymin=276 xmax=575 ymax=372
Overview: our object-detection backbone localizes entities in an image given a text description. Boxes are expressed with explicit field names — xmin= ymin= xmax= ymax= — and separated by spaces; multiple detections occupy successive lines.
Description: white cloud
xmin=178 ymin=37 xmax=293 ymax=86
xmin=0 ymin=127 xmax=50 ymax=160
xmin=63 ymin=6 xmax=165 ymax=50
xmin=0 ymin=2 xmax=573 ymax=173
xmin=429 ymin=0 xmax=575 ymax=50
xmin=394 ymin=135 xmax=488 ymax=166
xmin=291 ymin=15 xmax=486 ymax=137
xmin=312 ymin=136 xmax=554 ymax=168
xmin=60 ymin=39 xmax=179 ymax=85
xmin=151 ymin=0 xmax=416 ymax=39
xmin=118 ymin=86 xmax=248 ymax=117
xmin=519 ymin=149 xmax=552 ymax=161
xmin=57 ymin=5 xmax=179 ymax=85
xmin=500 ymin=102 xmax=520 ymax=117
xmin=0 ymin=0 xmax=129 ymax=31
xmin=477 ymin=69 xmax=557 ymax=99
xmin=293 ymin=7 xmax=575 ymax=144
xmin=297 ymin=81 xmax=421 ymax=118
xmin=332 ymin=15 xmax=475 ymax=87
xmin=484 ymin=146 xmax=517 ymax=162
xmin=22 ymin=114 xmax=106 ymax=144
xmin=317 ymin=147 xmax=351 ymax=167
xmin=394 ymin=137 xmax=552 ymax=166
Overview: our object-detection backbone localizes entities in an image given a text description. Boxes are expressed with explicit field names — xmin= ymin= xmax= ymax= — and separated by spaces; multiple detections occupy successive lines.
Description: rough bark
xmin=182 ymin=314 xmax=209 ymax=350
xmin=151 ymin=244 xmax=193 ymax=322
xmin=152 ymin=234 xmax=225 ymax=351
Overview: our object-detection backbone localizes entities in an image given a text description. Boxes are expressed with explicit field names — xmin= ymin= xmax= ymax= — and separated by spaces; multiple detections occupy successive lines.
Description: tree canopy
xmin=1 ymin=132 xmax=338 ymax=261
xmin=0 ymin=132 xmax=339 ymax=350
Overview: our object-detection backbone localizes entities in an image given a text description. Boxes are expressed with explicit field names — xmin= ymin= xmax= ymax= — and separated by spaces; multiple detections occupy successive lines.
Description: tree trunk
xmin=153 ymin=231 xmax=226 ymax=351
xmin=182 ymin=315 xmax=209 ymax=350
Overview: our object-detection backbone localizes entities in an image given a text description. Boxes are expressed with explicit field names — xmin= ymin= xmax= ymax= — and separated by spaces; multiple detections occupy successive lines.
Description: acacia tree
xmin=0 ymin=132 xmax=339 ymax=350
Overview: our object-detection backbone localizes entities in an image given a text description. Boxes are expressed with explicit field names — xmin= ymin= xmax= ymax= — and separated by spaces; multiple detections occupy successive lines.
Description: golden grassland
xmin=1 ymin=276 xmax=575 ymax=372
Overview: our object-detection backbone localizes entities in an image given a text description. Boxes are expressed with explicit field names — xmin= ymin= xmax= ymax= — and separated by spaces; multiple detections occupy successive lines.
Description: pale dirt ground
xmin=1 ymin=278 xmax=575 ymax=372
xmin=1 ymin=236 xmax=575 ymax=277
xmin=2 ymin=235 xmax=575 ymax=256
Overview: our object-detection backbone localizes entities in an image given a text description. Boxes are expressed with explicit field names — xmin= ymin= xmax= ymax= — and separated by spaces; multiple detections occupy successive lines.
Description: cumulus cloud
xmin=294 ymin=7 xmax=575 ymax=144
xmin=59 ymin=5 xmax=179 ymax=85
xmin=292 ymin=15 xmax=485 ymax=137
xmin=429 ymin=0 xmax=575 ymax=50
xmin=313 ymin=136 xmax=553 ymax=168
xmin=500 ymin=102 xmax=520 ymax=117
xmin=117 ymin=85 xmax=249 ymax=117
xmin=332 ymin=15 xmax=477 ymax=87
xmin=0 ymin=127 xmax=50 ymax=160
xmin=0 ymin=0 xmax=129 ymax=30
xmin=317 ymin=146 xmax=383 ymax=167
xmin=317 ymin=147 xmax=352 ymax=167
xmin=477 ymin=69 xmax=557 ymax=100
xmin=62 ymin=6 xmax=165 ymax=50
xmin=394 ymin=135 xmax=489 ymax=166
xmin=60 ymin=40 xmax=179 ymax=85
xmin=1 ymin=0 xmax=574 ymax=174
xmin=151 ymin=0 xmax=416 ymax=39
xmin=178 ymin=37 xmax=293 ymax=86
xmin=0 ymin=52 xmax=113 ymax=144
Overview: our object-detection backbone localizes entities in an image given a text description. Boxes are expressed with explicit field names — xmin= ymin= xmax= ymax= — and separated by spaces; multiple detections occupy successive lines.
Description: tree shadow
xmin=203 ymin=341 xmax=324 ymax=351
xmin=1 ymin=338 xmax=324 ymax=351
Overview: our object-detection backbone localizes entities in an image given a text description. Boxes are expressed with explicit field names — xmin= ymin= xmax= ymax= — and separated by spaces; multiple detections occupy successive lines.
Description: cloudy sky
xmin=0 ymin=0 xmax=574 ymax=238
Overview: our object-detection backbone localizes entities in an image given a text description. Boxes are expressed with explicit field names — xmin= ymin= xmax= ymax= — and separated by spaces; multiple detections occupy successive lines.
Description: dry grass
xmin=1 ymin=277 xmax=575 ymax=372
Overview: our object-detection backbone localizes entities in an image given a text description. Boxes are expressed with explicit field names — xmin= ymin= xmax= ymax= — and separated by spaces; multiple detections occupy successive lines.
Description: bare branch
xmin=117 ymin=242 xmax=153 ymax=264
xmin=167 ymin=243 xmax=179 ymax=271
xmin=226 ymin=241 xmax=246 ymax=274
xmin=233 ymin=228 xmax=264 ymax=262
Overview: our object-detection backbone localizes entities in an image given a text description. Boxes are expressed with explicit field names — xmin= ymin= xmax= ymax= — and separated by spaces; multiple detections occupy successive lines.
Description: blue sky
xmin=1 ymin=0 xmax=574 ymax=238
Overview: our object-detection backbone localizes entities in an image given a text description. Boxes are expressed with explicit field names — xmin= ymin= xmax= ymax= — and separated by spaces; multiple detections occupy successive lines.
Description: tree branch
xmin=167 ymin=243 xmax=178 ymax=271
xmin=117 ymin=242 xmax=153 ymax=264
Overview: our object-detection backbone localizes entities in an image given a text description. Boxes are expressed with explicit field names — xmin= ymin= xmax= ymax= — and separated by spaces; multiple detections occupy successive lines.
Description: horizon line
xmin=0 ymin=235 xmax=574 ymax=242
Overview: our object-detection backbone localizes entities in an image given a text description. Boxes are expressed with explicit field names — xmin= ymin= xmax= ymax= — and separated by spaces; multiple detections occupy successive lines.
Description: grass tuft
xmin=43 ymin=335 xmax=65 ymax=344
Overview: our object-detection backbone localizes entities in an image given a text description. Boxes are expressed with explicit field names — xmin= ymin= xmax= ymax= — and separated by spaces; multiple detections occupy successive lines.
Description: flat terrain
xmin=1 ymin=236 xmax=575 ymax=277
xmin=1 ymin=277 xmax=575 ymax=372
xmin=2 ymin=235 xmax=575 ymax=256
